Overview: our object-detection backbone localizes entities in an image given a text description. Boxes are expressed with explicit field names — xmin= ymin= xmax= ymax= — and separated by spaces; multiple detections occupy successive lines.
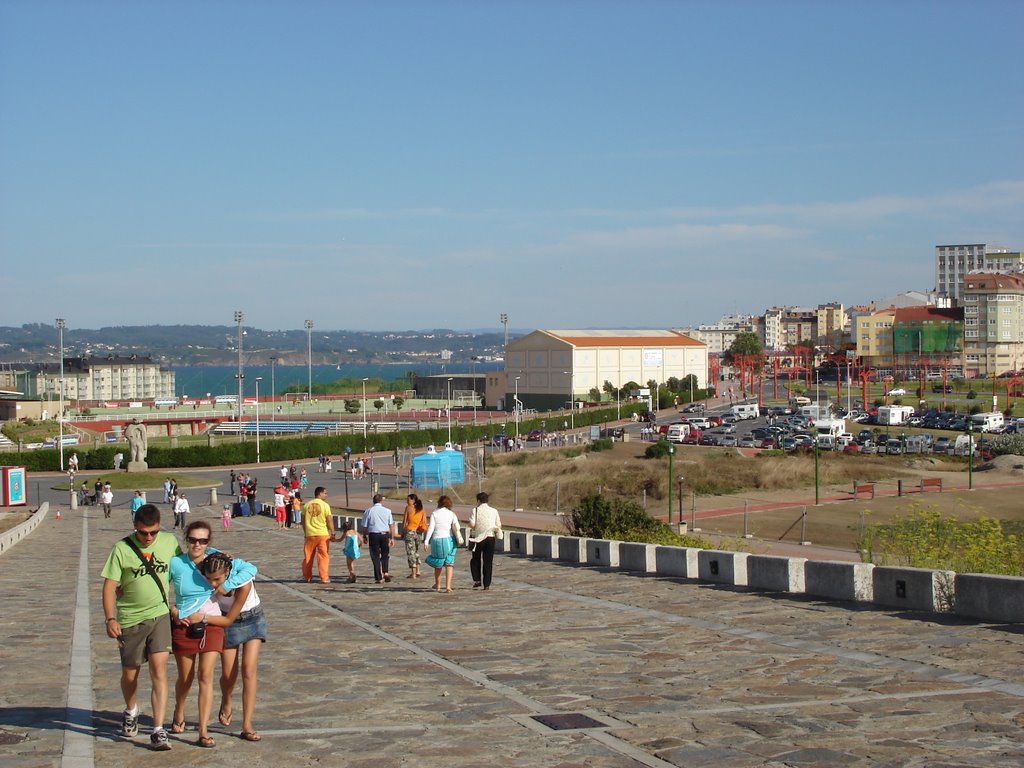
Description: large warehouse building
xmin=503 ymin=329 xmax=708 ymax=411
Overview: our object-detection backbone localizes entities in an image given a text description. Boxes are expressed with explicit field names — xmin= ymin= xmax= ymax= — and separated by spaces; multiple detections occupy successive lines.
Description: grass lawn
xmin=54 ymin=471 xmax=218 ymax=492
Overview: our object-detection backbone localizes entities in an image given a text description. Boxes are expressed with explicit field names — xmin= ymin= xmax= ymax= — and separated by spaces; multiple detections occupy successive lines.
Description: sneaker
xmin=150 ymin=729 xmax=171 ymax=751
xmin=121 ymin=710 xmax=138 ymax=738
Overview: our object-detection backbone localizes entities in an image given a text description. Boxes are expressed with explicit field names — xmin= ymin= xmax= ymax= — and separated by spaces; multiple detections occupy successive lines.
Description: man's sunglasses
xmin=135 ymin=528 xmax=159 ymax=539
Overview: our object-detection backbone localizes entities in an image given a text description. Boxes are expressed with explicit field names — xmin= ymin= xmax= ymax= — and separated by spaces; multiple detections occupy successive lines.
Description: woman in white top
xmin=423 ymin=495 xmax=461 ymax=593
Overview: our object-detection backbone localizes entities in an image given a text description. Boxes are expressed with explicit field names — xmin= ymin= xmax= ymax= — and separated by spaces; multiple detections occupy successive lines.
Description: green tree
xmin=588 ymin=387 xmax=602 ymax=402
xmin=345 ymin=399 xmax=360 ymax=415
xmin=373 ymin=398 xmax=385 ymax=415
xmin=393 ymin=395 xmax=405 ymax=414
xmin=724 ymin=331 xmax=762 ymax=365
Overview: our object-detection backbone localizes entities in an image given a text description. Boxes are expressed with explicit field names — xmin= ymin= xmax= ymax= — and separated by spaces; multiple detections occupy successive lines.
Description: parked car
xmin=682 ymin=429 xmax=702 ymax=445
xmin=738 ymin=435 xmax=757 ymax=448
xmin=491 ymin=433 xmax=510 ymax=447
xmin=843 ymin=442 xmax=861 ymax=454
xmin=781 ymin=436 xmax=798 ymax=451
xmin=857 ymin=429 xmax=874 ymax=444
xmin=599 ymin=427 xmax=624 ymax=440
xmin=759 ymin=437 xmax=777 ymax=449
xmin=680 ymin=403 xmax=706 ymax=413
xmin=699 ymin=433 xmax=718 ymax=446
xmin=526 ymin=429 xmax=547 ymax=441
xmin=720 ymin=435 xmax=738 ymax=447
xmin=887 ymin=388 xmax=907 ymax=396
xmin=932 ymin=384 xmax=954 ymax=393
xmin=885 ymin=439 xmax=903 ymax=455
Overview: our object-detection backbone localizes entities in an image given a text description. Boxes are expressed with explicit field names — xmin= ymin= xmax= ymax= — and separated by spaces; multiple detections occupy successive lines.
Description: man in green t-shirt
xmin=101 ymin=504 xmax=181 ymax=750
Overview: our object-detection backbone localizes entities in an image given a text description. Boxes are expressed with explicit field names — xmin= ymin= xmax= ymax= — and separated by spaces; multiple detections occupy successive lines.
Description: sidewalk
xmin=3 ymin=501 xmax=1024 ymax=767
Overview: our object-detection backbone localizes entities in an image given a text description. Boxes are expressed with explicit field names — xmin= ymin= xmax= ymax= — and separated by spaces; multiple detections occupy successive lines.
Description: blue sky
xmin=2 ymin=0 xmax=1022 ymax=333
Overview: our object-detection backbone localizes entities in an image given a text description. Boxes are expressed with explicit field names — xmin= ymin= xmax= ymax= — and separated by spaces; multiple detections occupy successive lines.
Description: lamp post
xmin=470 ymin=356 xmax=479 ymax=425
xmin=564 ymin=371 xmax=574 ymax=430
xmin=514 ymin=376 xmax=521 ymax=440
xmin=269 ymin=356 xmax=277 ymax=421
xmin=234 ymin=310 xmax=244 ymax=440
xmin=361 ymin=377 xmax=368 ymax=440
xmin=304 ymin=319 xmax=313 ymax=404
xmin=814 ymin=433 xmax=820 ymax=505
xmin=967 ymin=420 xmax=974 ymax=490
xmin=667 ymin=443 xmax=675 ymax=524
xmin=255 ymin=377 xmax=262 ymax=464
xmin=447 ymin=377 xmax=453 ymax=445
xmin=56 ymin=318 xmax=66 ymax=471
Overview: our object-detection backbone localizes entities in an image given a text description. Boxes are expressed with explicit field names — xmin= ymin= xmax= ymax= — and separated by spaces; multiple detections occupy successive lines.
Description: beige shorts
xmin=118 ymin=615 xmax=172 ymax=667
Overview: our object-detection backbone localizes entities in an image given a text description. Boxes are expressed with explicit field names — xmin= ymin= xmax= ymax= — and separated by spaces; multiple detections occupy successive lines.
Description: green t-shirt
xmin=100 ymin=532 xmax=181 ymax=628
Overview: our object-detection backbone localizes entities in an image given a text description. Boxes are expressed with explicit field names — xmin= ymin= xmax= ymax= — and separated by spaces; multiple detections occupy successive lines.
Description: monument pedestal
xmin=127 ymin=461 xmax=149 ymax=473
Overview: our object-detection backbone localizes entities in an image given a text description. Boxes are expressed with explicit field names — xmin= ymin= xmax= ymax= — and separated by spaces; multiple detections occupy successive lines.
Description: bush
xmin=644 ymin=440 xmax=673 ymax=459
xmin=859 ymin=505 xmax=1024 ymax=576
xmin=966 ymin=389 xmax=977 ymax=400
xmin=588 ymin=438 xmax=614 ymax=452
xmin=567 ymin=493 xmax=668 ymax=540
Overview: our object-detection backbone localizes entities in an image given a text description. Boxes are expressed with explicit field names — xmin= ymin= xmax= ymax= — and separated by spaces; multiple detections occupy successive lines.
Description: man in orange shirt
xmin=301 ymin=487 xmax=335 ymax=583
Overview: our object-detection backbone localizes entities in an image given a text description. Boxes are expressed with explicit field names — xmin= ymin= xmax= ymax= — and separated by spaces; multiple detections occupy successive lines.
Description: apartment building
xmin=854 ymin=310 xmax=896 ymax=368
xmin=23 ymin=356 xmax=176 ymax=404
xmin=855 ymin=308 xmax=964 ymax=375
xmin=759 ymin=304 xmax=846 ymax=351
xmin=935 ymin=244 xmax=1024 ymax=301
xmin=679 ymin=315 xmax=752 ymax=356
xmin=962 ymin=272 xmax=1024 ymax=378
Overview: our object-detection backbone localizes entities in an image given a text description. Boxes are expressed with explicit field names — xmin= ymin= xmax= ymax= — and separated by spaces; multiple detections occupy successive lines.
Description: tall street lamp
xmin=269 ymin=356 xmax=277 ymax=421
xmin=234 ymin=310 xmax=244 ymax=437
xmin=361 ymin=377 xmax=369 ymax=440
xmin=255 ymin=377 xmax=262 ymax=464
xmin=56 ymin=318 xmax=66 ymax=471
xmin=667 ymin=443 xmax=675 ymax=524
xmin=304 ymin=319 xmax=313 ymax=404
xmin=514 ymin=376 xmax=521 ymax=440
xmin=563 ymin=370 xmax=574 ymax=431
xmin=447 ymin=377 xmax=453 ymax=445
xmin=470 ymin=356 xmax=479 ymax=425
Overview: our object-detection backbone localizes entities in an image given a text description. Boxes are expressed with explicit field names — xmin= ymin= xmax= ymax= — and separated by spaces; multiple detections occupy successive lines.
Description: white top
xmin=174 ymin=497 xmax=190 ymax=514
xmin=214 ymin=577 xmax=260 ymax=614
xmin=424 ymin=507 xmax=458 ymax=546
xmin=468 ymin=503 xmax=502 ymax=543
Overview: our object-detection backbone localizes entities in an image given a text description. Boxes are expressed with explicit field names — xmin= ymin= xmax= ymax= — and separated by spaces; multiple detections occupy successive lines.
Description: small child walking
xmin=340 ymin=521 xmax=363 ymax=583
xmin=221 ymin=503 xmax=232 ymax=530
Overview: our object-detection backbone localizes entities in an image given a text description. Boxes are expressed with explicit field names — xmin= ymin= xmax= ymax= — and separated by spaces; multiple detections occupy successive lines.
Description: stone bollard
xmin=675 ymin=522 xmax=688 ymax=535
xmin=70 ymin=490 xmax=78 ymax=510
xmin=210 ymin=488 xmax=218 ymax=505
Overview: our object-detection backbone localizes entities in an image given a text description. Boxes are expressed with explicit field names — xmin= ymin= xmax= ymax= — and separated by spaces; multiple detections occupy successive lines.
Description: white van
xmin=730 ymin=403 xmax=760 ymax=420
xmin=666 ymin=423 xmax=691 ymax=443
xmin=684 ymin=417 xmax=711 ymax=431
xmin=970 ymin=412 xmax=1005 ymax=432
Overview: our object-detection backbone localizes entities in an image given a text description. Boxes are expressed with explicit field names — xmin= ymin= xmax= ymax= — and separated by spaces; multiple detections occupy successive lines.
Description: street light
xmin=470 ymin=356 xmax=479 ymax=425
xmin=361 ymin=377 xmax=368 ymax=440
xmin=304 ymin=319 xmax=313 ymax=404
xmin=447 ymin=377 xmax=453 ymax=444
xmin=967 ymin=420 xmax=974 ymax=490
xmin=514 ymin=376 xmax=521 ymax=440
xmin=269 ymin=356 xmax=277 ymax=421
xmin=563 ymin=370 xmax=574 ymax=431
xmin=56 ymin=318 xmax=65 ymax=471
xmin=255 ymin=377 xmax=262 ymax=464
xmin=234 ymin=310 xmax=244 ymax=439
xmin=667 ymin=443 xmax=675 ymax=524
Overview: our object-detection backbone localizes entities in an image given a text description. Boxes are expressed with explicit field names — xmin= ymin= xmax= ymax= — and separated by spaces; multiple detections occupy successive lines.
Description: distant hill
xmin=0 ymin=324 xmax=510 ymax=366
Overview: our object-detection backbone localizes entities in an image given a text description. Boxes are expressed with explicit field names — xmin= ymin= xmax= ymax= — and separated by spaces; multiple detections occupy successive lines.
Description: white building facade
xmin=504 ymin=330 xmax=708 ymax=411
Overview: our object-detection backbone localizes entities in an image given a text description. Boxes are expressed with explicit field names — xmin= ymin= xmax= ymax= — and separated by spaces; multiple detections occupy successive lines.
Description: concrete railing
xmin=502 ymin=535 xmax=1024 ymax=624
xmin=0 ymin=503 xmax=48 ymax=557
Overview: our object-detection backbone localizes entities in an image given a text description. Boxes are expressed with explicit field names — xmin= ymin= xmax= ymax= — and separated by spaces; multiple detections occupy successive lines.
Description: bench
xmin=920 ymin=478 xmax=943 ymax=493
xmin=852 ymin=481 xmax=875 ymax=500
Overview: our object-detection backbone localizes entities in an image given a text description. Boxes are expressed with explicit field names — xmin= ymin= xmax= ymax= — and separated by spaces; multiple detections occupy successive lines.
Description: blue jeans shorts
xmin=224 ymin=604 xmax=268 ymax=648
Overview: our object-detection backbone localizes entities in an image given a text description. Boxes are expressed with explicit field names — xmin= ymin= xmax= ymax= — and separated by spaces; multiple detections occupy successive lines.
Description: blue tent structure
xmin=411 ymin=447 xmax=465 ymax=489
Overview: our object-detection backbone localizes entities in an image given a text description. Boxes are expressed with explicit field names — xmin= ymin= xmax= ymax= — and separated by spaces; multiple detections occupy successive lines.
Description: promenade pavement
xmin=3 ymin=489 xmax=1024 ymax=767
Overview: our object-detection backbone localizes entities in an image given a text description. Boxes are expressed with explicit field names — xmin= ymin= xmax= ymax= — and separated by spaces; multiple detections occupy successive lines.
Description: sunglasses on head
xmin=187 ymin=536 xmax=210 ymax=545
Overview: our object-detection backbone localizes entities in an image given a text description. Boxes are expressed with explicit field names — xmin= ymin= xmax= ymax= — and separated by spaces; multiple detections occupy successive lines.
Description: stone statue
xmin=125 ymin=419 xmax=148 ymax=471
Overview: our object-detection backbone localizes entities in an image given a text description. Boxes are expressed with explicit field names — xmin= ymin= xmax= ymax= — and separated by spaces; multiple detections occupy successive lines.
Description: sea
xmin=171 ymin=362 xmax=503 ymax=398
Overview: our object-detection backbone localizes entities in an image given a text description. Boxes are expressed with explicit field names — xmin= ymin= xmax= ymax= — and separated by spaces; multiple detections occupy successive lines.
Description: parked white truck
xmin=729 ymin=403 xmax=760 ymax=420
xmin=877 ymin=405 xmax=915 ymax=426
